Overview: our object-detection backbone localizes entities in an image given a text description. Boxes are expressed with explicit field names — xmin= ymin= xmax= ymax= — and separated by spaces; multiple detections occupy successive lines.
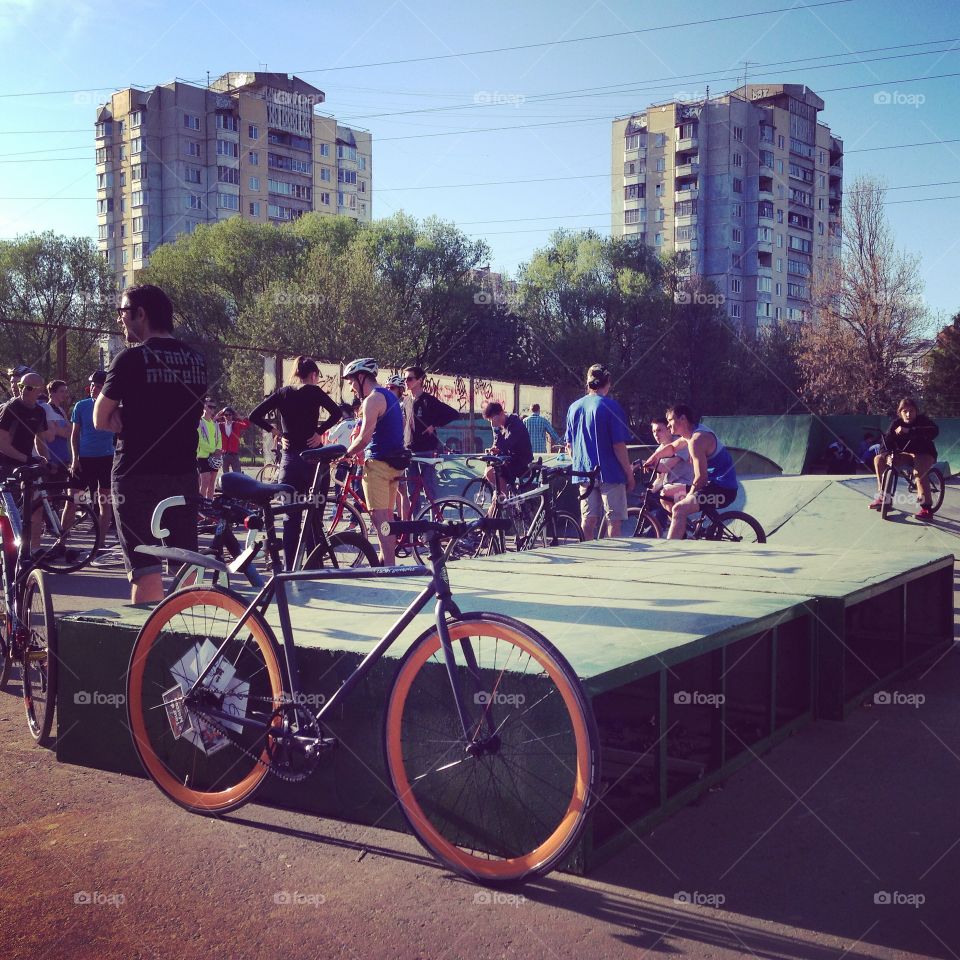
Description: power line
xmin=0 ymin=1 xmax=855 ymax=100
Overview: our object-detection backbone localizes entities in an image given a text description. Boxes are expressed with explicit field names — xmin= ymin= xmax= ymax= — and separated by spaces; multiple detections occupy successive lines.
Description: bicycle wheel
xmin=411 ymin=498 xmax=485 ymax=564
xmin=529 ymin=510 xmax=583 ymax=549
xmin=323 ymin=495 xmax=367 ymax=536
xmin=881 ymin=467 xmax=897 ymax=521
xmin=256 ymin=462 xmax=280 ymax=485
xmin=703 ymin=510 xmax=766 ymax=543
xmin=384 ymin=613 xmax=599 ymax=883
xmin=463 ymin=477 xmax=495 ymax=510
xmin=624 ymin=507 xmax=662 ymax=538
xmin=22 ymin=569 xmax=57 ymax=745
xmin=926 ymin=467 xmax=945 ymax=513
xmin=36 ymin=496 xmax=103 ymax=574
xmin=126 ymin=587 xmax=284 ymax=814
xmin=304 ymin=530 xmax=380 ymax=568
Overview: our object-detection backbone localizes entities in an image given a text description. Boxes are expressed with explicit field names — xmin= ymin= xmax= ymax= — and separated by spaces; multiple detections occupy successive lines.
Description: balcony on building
xmin=758 ymin=251 xmax=773 ymax=270
xmin=758 ymin=200 xmax=774 ymax=222
xmin=758 ymin=176 xmax=774 ymax=200
xmin=674 ymin=236 xmax=698 ymax=252
xmin=675 ymin=158 xmax=700 ymax=179
xmin=829 ymin=135 xmax=843 ymax=170
xmin=675 ymin=121 xmax=698 ymax=153
xmin=674 ymin=178 xmax=698 ymax=202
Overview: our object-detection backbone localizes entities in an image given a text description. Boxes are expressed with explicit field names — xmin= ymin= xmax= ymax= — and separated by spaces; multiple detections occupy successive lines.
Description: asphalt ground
xmin=0 ymin=491 xmax=957 ymax=959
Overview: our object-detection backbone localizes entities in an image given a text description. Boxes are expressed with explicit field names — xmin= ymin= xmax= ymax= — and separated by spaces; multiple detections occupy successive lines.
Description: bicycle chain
xmin=186 ymin=690 xmax=325 ymax=784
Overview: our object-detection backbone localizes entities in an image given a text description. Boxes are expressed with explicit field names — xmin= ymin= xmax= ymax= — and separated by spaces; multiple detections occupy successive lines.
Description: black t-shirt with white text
xmin=0 ymin=399 xmax=47 ymax=470
xmin=102 ymin=336 xmax=207 ymax=477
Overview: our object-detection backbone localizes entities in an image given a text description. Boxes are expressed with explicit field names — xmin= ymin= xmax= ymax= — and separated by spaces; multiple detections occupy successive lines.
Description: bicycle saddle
xmin=300 ymin=444 xmax=347 ymax=465
xmin=220 ymin=471 xmax=295 ymax=505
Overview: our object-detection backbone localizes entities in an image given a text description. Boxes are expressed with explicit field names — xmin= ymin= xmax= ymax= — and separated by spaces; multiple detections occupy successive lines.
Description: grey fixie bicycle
xmin=126 ymin=471 xmax=599 ymax=884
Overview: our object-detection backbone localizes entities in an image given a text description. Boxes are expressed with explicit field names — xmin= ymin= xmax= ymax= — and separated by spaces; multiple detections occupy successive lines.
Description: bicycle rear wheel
xmin=36 ymin=496 xmax=103 ymax=574
xmin=323 ymin=495 xmax=367 ymax=536
xmin=383 ymin=613 xmax=599 ymax=883
xmin=624 ymin=507 xmax=662 ymax=538
xmin=22 ymin=569 xmax=57 ymax=745
xmin=127 ymin=587 xmax=284 ymax=814
xmin=411 ymin=498 xmax=486 ymax=564
xmin=926 ymin=467 xmax=945 ymax=513
xmin=304 ymin=530 xmax=379 ymax=568
xmin=256 ymin=462 xmax=280 ymax=485
xmin=703 ymin=510 xmax=766 ymax=543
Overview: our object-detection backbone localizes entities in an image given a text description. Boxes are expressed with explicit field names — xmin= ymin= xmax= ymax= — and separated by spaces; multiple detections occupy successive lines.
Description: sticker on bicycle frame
xmin=167 ymin=640 xmax=251 ymax=756
xmin=162 ymin=683 xmax=193 ymax=739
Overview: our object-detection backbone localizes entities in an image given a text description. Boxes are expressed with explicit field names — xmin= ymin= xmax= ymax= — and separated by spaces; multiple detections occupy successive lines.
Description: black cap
xmin=89 ymin=370 xmax=107 ymax=384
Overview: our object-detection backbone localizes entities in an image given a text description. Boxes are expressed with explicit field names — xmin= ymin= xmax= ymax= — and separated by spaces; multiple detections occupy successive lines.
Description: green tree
xmin=923 ymin=312 xmax=960 ymax=415
xmin=0 ymin=232 xmax=114 ymax=394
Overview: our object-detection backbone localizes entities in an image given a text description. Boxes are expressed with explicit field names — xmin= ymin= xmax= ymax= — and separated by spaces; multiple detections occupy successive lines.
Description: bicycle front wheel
xmin=927 ymin=467 xmax=945 ymax=513
xmin=256 ymin=462 xmax=280 ymax=485
xmin=411 ymin=497 xmax=486 ymax=564
xmin=624 ymin=507 xmax=662 ymax=538
xmin=304 ymin=530 xmax=380 ymax=568
xmin=704 ymin=510 xmax=766 ymax=543
xmin=881 ymin=467 xmax=897 ymax=521
xmin=384 ymin=613 xmax=599 ymax=883
xmin=528 ymin=510 xmax=583 ymax=549
xmin=22 ymin=569 xmax=57 ymax=745
xmin=127 ymin=587 xmax=284 ymax=814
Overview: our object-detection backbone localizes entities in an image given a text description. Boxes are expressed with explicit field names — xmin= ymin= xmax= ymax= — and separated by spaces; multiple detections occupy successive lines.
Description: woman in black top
xmin=869 ymin=397 xmax=939 ymax=519
xmin=250 ymin=356 xmax=341 ymax=564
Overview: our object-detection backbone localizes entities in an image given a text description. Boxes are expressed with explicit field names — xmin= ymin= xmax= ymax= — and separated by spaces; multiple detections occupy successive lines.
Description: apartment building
xmin=95 ymin=72 xmax=372 ymax=289
xmin=611 ymin=84 xmax=842 ymax=333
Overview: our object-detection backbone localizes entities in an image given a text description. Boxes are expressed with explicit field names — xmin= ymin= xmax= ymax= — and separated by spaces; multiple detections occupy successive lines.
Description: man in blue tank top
xmin=343 ymin=357 xmax=406 ymax=565
xmin=650 ymin=403 xmax=738 ymax=540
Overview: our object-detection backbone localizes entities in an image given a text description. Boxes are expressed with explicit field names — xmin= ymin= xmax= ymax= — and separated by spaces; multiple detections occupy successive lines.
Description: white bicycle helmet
xmin=386 ymin=374 xmax=405 ymax=389
xmin=343 ymin=357 xmax=378 ymax=379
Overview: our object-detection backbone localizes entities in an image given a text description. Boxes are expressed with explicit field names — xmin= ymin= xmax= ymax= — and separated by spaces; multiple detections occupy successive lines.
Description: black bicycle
xmin=0 ymin=462 xmax=58 ymax=744
xmin=126 ymin=476 xmax=600 ymax=884
xmin=877 ymin=437 xmax=945 ymax=521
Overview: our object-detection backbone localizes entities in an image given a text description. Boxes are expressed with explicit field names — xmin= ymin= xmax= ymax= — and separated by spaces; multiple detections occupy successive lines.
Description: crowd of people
xmin=0 ymin=280 xmax=941 ymax=606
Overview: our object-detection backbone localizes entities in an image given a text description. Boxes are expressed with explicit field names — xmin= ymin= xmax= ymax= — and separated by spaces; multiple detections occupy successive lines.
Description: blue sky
xmin=1 ymin=0 xmax=959 ymax=327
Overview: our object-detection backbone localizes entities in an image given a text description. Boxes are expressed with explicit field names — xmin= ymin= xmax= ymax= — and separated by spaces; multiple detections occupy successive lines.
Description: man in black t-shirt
xmin=0 ymin=371 xmax=55 ymax=550
xmin=403 ymin=365 xmax=459 ymax=516
xmin=94 ymin=284 xmax=207 ymax=603
xmin=482 ymin=401 xmax=533 ymax=493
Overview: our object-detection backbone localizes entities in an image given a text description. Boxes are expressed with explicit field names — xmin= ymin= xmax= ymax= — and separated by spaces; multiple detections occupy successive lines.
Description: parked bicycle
xmin=877 ymin=437 xmax=945 ymax=521
xmin=0 ymin=462 xmax=58 ymax=744
xmin=126 ymin=491 xmax=600 ymax=883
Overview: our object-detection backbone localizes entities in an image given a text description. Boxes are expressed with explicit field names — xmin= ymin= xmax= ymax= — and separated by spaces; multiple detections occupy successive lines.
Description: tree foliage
xmin=923 ymin=312 xmax=960 ymax=416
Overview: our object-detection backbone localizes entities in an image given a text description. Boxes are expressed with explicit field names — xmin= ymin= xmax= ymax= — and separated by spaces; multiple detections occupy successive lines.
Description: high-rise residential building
xmin=95 ymin=72 xmax=372 ymax=290
xmin=611 ymin=84 xmax=842 ymax=333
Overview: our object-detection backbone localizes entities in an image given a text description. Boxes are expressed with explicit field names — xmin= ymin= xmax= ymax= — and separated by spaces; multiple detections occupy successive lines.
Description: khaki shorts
xmin=362 ymin=458 xmax=404 ymax=511
xmin=580 ymin=482 xmax=628 ymax=523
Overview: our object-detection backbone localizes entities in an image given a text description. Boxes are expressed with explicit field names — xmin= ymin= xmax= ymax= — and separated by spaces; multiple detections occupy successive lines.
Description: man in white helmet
xmin=343 ymin=359 xmax=408 ymax=565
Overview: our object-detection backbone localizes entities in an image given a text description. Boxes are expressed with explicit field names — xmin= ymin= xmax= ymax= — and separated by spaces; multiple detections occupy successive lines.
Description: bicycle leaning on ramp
xmin=125 ymin=470 xmax=600 ymax=884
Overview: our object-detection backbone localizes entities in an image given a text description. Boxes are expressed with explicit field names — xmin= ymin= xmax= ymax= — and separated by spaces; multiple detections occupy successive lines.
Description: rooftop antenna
xmin=742 ymin=60 xmax=752 ymax=92
xmin=206 ymin=70 xmax=210 ymax=89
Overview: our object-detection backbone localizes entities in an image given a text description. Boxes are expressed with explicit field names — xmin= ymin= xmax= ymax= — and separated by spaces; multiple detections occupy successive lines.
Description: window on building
xmin=777 ymin=159 xmax=784 ymax=174
xmin=733 ymin=178 xmax=743 ymax=193
xmin=319 ymin=143 xmax=330 ymax=156
xmin=759 ymin=149 xmax=774 ymax=169
xmin=95 ymin=147 xmax=108 ymax=164
xmin=732 ymin=202 xmax=743 ymax=217
xmin=625 ymin=183 xmax=645 ymax=200
xmin=120 ymin=224 xmax=126 ymax=239
xmin=216 ymin=114 xmax=239 ymax=132
xmin=776 ymin=209 xmax=784 ymax=223
xmin=119 ymin=145 xmax=126 ymax=161
xmin=337 ymin=169 xmax=358 ymax=184
xmin=187 ymin=194 xmax=202 ymax=210
xmin=218 ymin=192 xmax=240 ymax=210
xmin=337 ymin=144 xmax=358 ymax=162
xmin=359 ymin=156 xmax=367 ymax=170
xmin=131 ymin=190 xmax=146 ymax=207
xmin=655 ymin=133 xmax=667 ymax=147
xmin=776 ymin=257 xmax=783 ymax=272
xmin=133 ymin=216 xmax=144 ymax=234
xmin=119 ymin=198 xmax=125 ymax=213
xmin=248 ymin=150 xmax=259 ymax=166
xmin=818 ymin=221 xmax=825 ymax=236
xmin=130 ymin=165 xmax=143 ymax=182
xmin=731 ymin=278 xmax=742 ymax=294
xmin=730 ymin=303 xmax=742 ymax=319
xmin=184 ymin=141 xmax=201 ymax=158
xmin=359 ymin=180 xmax=366 ymax=193
xmin=758 ymin=276 xmax=772 ymax=293
xmin=654 ymin=232 xmax=663 ymax=245
xmin=129 ymin=137 xmax=143 ymax=155
xmin=731 ymin=227 xmax=742 ymax=243
xmin=655 ymin=182 xmax=663 ymax=197
xmin=733 ymin=125 xmax=743 ymax=142
xmin=732 ymin=152 xmax=742 ymax=167
xmin=249 ymin=201 xmax=260 ymax=216
xmin=777 ymin=233 xmax=783 ymax=248
xmin=320 ymin=192 xmax=330 ymax=205
xmin=184 ymin=114 xmax=201 ymax=130
xmin=624 ymin=209 xmax=641 ymax=224
xmin=677 ymin=123 xmax=696 ymax=140
xmin=217 ymin=165 xmax=240 ymax=185
xmin=122 ymin=249 xmax=129 ymax=264
xmin=216 ymin=139 xmax=239 ymax=158
xmin=777 ymin=134 xmax=785 ymax=149
xmin=732 ymin=253 xmax=741 ymax=268
xmin=320 ymin=167 xmax=331 ymax=181
xmin=776 ymin=282 xmax=782 ymax=296
xmin=248 ymin=124 xmax=259 ymax=140
xmin=656 ymin=208 xmax=665 ymax=222
xmin=655 ymin=157 xmax=665 ymax=172
xmin=185 ymin=166 xmax=202 ymax=184
xmin=95 ymin=121 xmax=113 ymax=139
xmin=97 ymin=224 xmax=108 ymax=240
xmin=249 ymin=176 xmax=260 ymax=191
xmin=787 ymin=281 xmax=807 ymax=298
xmin=133 ymin=243 xmax=142 ymax=260
xmin=130 ymin=111 xmax=143 ymax=127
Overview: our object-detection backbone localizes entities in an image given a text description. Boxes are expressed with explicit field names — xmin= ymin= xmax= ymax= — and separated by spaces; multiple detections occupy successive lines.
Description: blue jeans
xmin=407 ymin=458 xmax=438 ymax=515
